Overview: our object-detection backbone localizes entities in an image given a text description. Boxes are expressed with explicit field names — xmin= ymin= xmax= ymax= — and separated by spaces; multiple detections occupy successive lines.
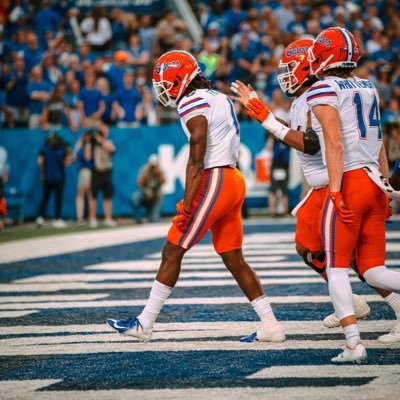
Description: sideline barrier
xmin=0 ymin=123 xmax=301 ymax=220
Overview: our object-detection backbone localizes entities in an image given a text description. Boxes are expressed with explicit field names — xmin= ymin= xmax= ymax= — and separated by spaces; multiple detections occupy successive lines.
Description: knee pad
xmin=364 ymin=266 xmax=400 ymax=293
xmin=303 ymin=250 xmax=326 ymax=274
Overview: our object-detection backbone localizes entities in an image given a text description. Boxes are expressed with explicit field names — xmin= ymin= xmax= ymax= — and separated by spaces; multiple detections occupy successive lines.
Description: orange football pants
xmin=168 ymin=167 xmax=245 ymax=254
xmin=295 ymin=186 xmax=328 ymax=253
xmin=321 ymin=168 xmax=386 ymax=275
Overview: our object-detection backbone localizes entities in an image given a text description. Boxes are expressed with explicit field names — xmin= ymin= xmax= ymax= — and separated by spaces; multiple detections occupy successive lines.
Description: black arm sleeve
xmin=303 ymin=128 xmax=320 ymax=155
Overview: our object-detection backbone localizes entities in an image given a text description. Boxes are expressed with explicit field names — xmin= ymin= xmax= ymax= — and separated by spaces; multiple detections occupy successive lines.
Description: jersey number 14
xmin=352 ymin=92 xmax=382 ymax=140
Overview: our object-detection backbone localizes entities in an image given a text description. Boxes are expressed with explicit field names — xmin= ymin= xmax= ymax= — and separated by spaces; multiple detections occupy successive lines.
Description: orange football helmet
xmin=308 ymin=27 xmax=360 ymax=75
xmin=153 ymin=50 xmax=201 ymax=108
xmin=278 ymin=39 xmax=313 ymax=95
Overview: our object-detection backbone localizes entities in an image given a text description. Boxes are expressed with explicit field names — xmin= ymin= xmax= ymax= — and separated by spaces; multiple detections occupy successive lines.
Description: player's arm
xmin=182 ymin=115 xmax=207 ymax=212
xmin=312 ymin=104 xmax=354 ymax=224
xmin=230 ymin=81 xmax=319 ymax=155
xmin=378 ymin=141 xmax=389 ymax=180
xmin=390 ymin=158 xmax=400 ymax=191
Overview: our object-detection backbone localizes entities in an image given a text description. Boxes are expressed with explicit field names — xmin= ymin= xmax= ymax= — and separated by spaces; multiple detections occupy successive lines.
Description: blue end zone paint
xmin=1 ymin=349 xmax=399 ymax=390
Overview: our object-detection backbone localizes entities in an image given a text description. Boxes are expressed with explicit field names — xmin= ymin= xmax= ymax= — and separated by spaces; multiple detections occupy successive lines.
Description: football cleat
xmin=323 ymin=295 xmax=370 ymax=328
xmin=107 ymin=317 xmax=153 ymax=342
xmin=331 ymin=344 xmax=368 ymax=364
xmin=240 ymin=324 xmax=285 ymax=343
xmin=377 ymin=322 xmax=400 ymax=343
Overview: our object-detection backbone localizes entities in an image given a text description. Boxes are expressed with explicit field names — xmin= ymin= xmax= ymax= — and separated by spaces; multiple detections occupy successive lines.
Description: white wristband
xmin=261 ymin=113 xmax=290 ymax=141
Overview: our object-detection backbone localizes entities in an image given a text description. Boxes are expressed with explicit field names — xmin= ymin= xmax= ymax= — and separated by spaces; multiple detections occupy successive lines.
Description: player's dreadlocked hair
xmin=184 ymin=75 xmax=212 ymax=96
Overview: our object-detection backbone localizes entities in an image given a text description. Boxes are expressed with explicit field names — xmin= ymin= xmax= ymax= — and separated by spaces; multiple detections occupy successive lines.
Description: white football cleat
xmin=240 ymin=324 xmax=285 ymax=343
xmin=107 ymin=317 xmax=153 ymax=342
xmin=323 ymin=295 xmax=370 ymax=328
xmin=377 ymin=322 xmax=400 ymax=343
xmin=331 ymin=344 xmax=367 ymax=364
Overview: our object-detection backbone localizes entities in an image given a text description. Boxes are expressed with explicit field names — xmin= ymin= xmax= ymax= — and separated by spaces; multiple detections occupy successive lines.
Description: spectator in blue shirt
xmin=78 ymin=71 xmax=105 ymax=127
xmin=231 ymin=36 xmax=258 ymax=82
xmin=223 ymin=0 xmax=248 ymax=34
xmin=22 ymin=32 xmax=43 ymax=72
xmin=35 ymin=0 xmax=61 ymax=48
xmin=106 ymin=50 xmax=129 ymax=90
xmin=113 ymin=69 xmax=143 ymax=128
xmin=138 ymin=14 xmax=157 ymax=57
xmin=4 ymin=54 xmax=29 ymax=127
xmin=65 ymin=79 xmax=81 ymax=127
xmin=77 ymin=42 xmax=96 ymax=65
xmin=27 ymin=65 xmax=52 ymax=128
xmin=36 ymin=133 xmax=71 ymax=228
xmin=97 ymin=77 xmax=114 ymax=124
xmin=128 ymin=33 xmax=150 ymax=67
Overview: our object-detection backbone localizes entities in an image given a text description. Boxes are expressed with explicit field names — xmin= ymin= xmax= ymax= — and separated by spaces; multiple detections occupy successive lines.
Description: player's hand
xmin=172 ymin=199 xmax=192 ymax=232
xmin=246 ymin=98 xmax=272 ymax=124
xmin=230 ymin=80 xmax=258 ymax=107
xmin=329 ymin=191 xmax=355 ymax=224
xmin=386 ymin=197 xmax=393 ymax=221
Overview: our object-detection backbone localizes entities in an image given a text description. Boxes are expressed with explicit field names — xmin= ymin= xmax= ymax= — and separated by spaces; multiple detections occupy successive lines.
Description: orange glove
xmin=386 ymin=197 xmax=393 ymax=221
xmin=172 ymin=200 xmax=192 ymax=232
xmin=329 ymin=191 xmax=355 ymax=225
xmin=246 ymin=98 xmax=271 ymax=123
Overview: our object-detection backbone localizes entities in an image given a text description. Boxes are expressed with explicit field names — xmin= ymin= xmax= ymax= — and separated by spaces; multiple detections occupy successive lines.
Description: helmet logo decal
xmin=156 ymin=61 xmax=181 ymax=74
xmin=316 ymin=35 xmax=331 ymax=47
xmin=286 ymin=46 xmax=308 ymax=57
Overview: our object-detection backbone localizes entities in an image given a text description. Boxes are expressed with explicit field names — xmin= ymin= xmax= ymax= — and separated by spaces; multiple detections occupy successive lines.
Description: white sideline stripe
xmin=0 ymin=295 xmax=383 ymax=310
xmin=14 ymin=269 xmax=336 ymax=284
xmin=0 ymin=310 xmax=38 ymax=318
xmin=0 ymin=294 xmax=110 ymax=303
xmin=0 ymin=339 xmax=398 ymax=357
xmin=84 ymin=259 xmax=400 ymax=271
xmin=148 ymin=250 xmax=299 ymax=259
xmin=248 ymin=365 xmax=400 ymax=379
xmin=0 ymin=223 xmax=169 ymax=264
xmin=0 ymin=320 xmax=394 ymax=336
xmin=0 ymin=277 xmax=363 ymax=292
xmin=17 ymin=267 xmax=400 ymax=284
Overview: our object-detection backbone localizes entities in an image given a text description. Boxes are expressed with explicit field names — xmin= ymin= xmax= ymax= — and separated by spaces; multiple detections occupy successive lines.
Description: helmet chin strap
xmin=312 ymin=54 xmax=334 ymax=76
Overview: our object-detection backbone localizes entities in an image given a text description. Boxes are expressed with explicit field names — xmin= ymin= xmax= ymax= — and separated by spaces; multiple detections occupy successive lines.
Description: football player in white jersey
xmin=107 ymin=50 xmax=285 ymax=343
xmin=306 ymin=27 xmax=400 ymax=363
xmin=231 ymin=37 xmax=400 ymax=345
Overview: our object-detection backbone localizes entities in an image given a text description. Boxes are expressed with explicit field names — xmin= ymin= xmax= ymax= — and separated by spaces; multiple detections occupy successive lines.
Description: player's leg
xmin=107 ymin=241 xmax=186 ymax=341
xmin=211 ymin=170 xmax=284 ymax=342
xmin=107 ymin=168 xmax=226 ymax=341
xmin=321 ymin=193 xmax=367 ymax=363
xmin=355 ymin=193 xmax=400 ymax=343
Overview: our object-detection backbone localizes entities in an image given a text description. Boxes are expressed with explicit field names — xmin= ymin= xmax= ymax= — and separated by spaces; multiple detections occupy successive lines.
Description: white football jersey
xmin=177 ymin=89 xmax=240 ymax=169
xmin=290 ymin=90 xmax=328 ymax=188
xmin=307 ymin=76 xmax=382 ymax=172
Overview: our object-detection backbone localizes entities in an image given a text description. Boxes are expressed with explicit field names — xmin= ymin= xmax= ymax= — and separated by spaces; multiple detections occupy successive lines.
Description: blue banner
xmin=0 ymin=123 xmax=301 ymax=220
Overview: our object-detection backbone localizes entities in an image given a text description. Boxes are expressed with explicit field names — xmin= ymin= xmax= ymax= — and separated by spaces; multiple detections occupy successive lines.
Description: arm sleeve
xmin=177 ymin=95 xmax=211 ymax=126
xmin=306 ymin=82 xmax=339 ymax=109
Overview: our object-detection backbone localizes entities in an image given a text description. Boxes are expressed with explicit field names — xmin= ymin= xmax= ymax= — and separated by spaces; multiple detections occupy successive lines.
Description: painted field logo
xmin=156 ymin=61 xmax=181 ymax=74
xmin=316 ymin=35 xmax=331 ymax=47
xmin=286 ymin=46 xmax=308 ymax=57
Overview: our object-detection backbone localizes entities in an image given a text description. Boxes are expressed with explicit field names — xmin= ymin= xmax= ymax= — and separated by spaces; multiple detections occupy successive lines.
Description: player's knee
xmin=296 ymin=243 xmax=306 ymax=257
xmin=220 ymin=249 xmax=245 ymax=270
xmin=162 ymin=241 xmax=186 ymax=264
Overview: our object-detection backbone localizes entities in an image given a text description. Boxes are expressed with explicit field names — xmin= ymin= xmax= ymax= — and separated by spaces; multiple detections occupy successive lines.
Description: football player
xmin=306 ymin=27 xmax=400 ymax=363
xmin=231 ymin=37 xmax=400 ymax=345
xmin=107 ymin=50 xmax=285 ymax=343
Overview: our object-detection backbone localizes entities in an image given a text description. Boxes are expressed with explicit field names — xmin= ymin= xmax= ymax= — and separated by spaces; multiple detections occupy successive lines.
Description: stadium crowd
xmin=0 ymin=0 xmax=400 ymax=225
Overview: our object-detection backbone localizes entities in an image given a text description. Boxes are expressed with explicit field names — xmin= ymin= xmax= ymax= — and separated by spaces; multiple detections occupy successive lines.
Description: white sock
xmin=251 ymin=295 xmax=278 ymax=326
xmin=138 ymin=280 xmax=172 ymax=330
xmin=343 ymin=324 xmax=361 ymax=349
xmin=384 ymin=292 xmax=400 ymax=320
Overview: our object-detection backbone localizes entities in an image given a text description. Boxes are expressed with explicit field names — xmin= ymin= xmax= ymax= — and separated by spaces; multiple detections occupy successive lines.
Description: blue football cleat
xmin=107 ymin=317 xmax=153 ymax=342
